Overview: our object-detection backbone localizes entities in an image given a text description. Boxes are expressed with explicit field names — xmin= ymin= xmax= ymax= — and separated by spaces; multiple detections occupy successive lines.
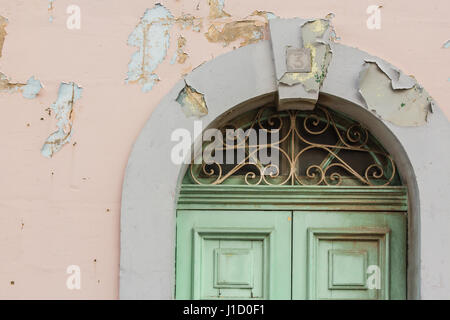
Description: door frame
xmin=177 ymin=185 xmax=408 ymax=212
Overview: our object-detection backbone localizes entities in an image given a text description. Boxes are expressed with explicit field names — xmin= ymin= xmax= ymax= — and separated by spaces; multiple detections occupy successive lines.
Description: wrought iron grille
xmin=187 ymin=105 xmax=401 ymax=186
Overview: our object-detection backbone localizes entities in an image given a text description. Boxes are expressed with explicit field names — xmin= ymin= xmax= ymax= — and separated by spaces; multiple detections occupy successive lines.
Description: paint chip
xmin=176 ymin=83 xmax=208 ymax=118
xmin=22 ymin=76 xmax=43 ymax=99
xmin=41 ymin=82 xmax=83 ymax=158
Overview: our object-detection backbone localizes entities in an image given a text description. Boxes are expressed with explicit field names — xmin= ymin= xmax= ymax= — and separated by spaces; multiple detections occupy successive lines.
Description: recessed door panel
xmin=292 ymin=211 xmax=406 ymax=300
xmin=176 ymin=210 xmax=292 ymax=299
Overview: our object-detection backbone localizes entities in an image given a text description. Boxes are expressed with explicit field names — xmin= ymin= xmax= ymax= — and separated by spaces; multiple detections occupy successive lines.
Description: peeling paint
xmin=125 ymin=4 xmax=174 ymax=92
xmin=0 ymin=72 xmax=22 ymax=93
xmin=205 ymin=8 xmax=276 ymax=48
xmin=22 ymin=76 xmax=43 ymax=99
xmin=0 ymin=15 xmax=7 ymax=58
xmin=325 ymin=13 xmax=341 ymax=41
xmin=175 ymin=14 xmax=202 ymax=32
xmin=250 ymin=10 xmax=278 ymax=21
xmin=41 ymin=82 xmax=83 ymax=158
xmin=205 ymin=20 xmax=266 ymax=47
xmin=364 ymin=58 xmax=416 ymax=89
xmin=126 ymin=2 xmax=277 ymax=92
xmin=208 ymin=0 xmax=231 ymax=19
xmin=279 ymin=18 xmax=333 ymax=94
xmin=443 ymin=40 xmax=450 ymax=49
xmin=176 ymin=83 xmax=208 ymax=118
xmin=170 ymin=35 xmax=188 ymax=64
xmin=0 ymin=73 xmax=43 ymax=98
xmin=359 ymin=62 xmax=432 ymax=126
xmin=48 ymin=0 xmax=55 ymax=11
xmin=48 ymin=0 xmax=55 ymax=23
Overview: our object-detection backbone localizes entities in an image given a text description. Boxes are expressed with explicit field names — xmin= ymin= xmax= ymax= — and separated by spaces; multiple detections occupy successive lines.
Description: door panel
xmin=292 ymin=211 xmax=406 ymax=300
xmin=176 ymin=210 xmax=292 ymax=299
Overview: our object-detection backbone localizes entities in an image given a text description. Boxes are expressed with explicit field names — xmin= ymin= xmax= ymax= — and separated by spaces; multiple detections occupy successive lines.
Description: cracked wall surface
xmin=0 ymin=0 xmax=448 ymax=300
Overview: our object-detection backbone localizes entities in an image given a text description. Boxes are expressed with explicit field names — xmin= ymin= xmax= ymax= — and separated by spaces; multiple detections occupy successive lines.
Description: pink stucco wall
xmin=0 ymin=0 xmax=448 ymax=299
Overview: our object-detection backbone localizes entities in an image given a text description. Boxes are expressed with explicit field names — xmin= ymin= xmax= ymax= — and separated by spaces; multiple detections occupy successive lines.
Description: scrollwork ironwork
xmin=189 ymin=105 xmax=399 ymax=186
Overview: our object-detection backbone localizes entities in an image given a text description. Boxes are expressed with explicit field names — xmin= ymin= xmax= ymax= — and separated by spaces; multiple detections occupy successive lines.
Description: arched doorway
xmin=120 ymin=26 xmax=450 ymax=299
xmin=175 ymin=102 xmax=407 ymax=299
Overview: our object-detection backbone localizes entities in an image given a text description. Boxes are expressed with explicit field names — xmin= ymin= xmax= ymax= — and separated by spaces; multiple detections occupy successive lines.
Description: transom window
xmin=186 ymin=104 xmax=401 ymax=186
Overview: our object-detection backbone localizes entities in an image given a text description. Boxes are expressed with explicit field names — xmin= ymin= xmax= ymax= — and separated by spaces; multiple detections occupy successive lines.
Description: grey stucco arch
xmin=120 ymin=39 xmax=450 ymax=299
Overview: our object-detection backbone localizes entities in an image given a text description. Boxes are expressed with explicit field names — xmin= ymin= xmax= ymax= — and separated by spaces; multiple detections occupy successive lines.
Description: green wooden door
xmin=175 ymin=210 xmax=406 ymax=300
xmin=292 ymin=211 xmax=406 ymax=300
xmin=175 ymin=210 xmax=292 ymax=299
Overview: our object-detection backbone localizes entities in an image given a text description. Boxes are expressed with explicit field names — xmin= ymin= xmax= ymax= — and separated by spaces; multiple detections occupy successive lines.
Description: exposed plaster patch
xmin=208 ymin=0 xmax=231 ymax=19
xmin=48 ymin=0 xmax=55 ymax=23
xmin=0 ymin=73 xmax=43 ymax=99
xmin=41 ymin=82 xmax=83 ymax=158
xmin=125 ymin=4 xmax=174 ymax=92
xmin=21 ymin=76 xmax=43 ymax=99
xmin=175 ymin=14 xmax=202 ymax=32
xmin=0 ymin=15 xmax=7 ymax=57
xmin=250 ymin=10 xmax=278 ymax=21
xmin=359 ymin=62 xmax=433 ymax=127
xmin=205 ymin=20 xmax=266 ymax=47
xmin=176 ymin=82 xmax=208 ymax=118
xmin=279 ymin=18 xmax=333 ymax=94
xmin=170 ymin=35 xmax=188 ymax=64
xmin=0 ymin=72 xmax=22 ymax=92
xmin=48 ymin=0 xmax=55 ymax=11
xmin=126 ymin=2 xmax=277 ymax=92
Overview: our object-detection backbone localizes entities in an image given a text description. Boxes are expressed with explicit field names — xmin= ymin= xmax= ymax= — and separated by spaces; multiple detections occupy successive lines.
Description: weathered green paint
xmin=175 ymin=210 xmax=292 ymax=299
xmin=293 ymin=211 xmax=406 ymax=299
xmin=175 ymin=186 xmax=407 ymax=300
xmin=178 ymin=185 xmax=408 ymax=211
